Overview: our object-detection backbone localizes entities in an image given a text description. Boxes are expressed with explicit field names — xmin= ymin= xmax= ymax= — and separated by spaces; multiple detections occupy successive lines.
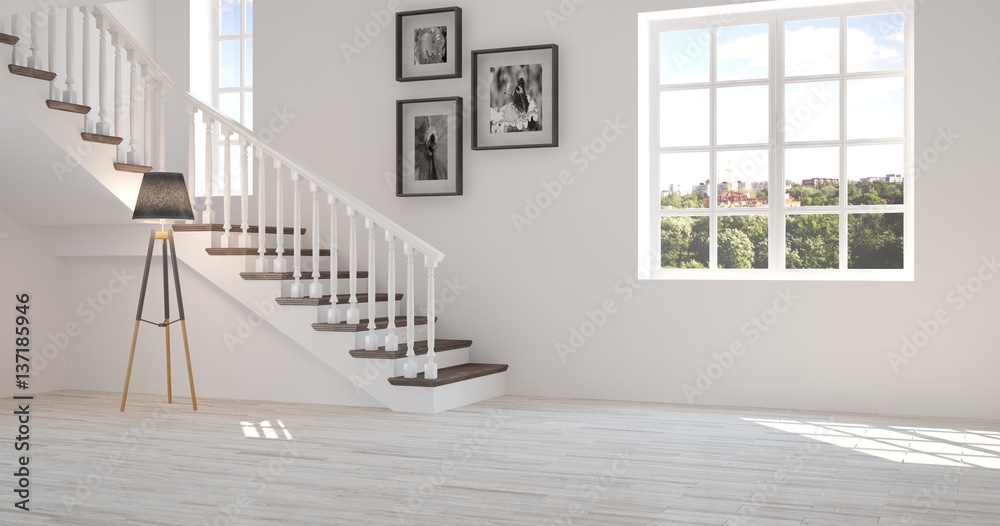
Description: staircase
xmin=0 ymin=6 xmax=507 ymax=413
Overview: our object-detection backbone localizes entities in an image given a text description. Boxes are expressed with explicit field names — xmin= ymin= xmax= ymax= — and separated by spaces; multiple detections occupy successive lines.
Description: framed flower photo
xmin=471 ymin=44 xmax=559 ymax=150
xmin=396 ymin=97 xmax=463 ymax=197
xmin=396 ymin=7 xmax=462 ymax=82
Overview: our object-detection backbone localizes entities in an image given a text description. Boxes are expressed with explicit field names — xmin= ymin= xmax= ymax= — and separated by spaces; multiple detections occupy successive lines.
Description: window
xmin=216 ymin=0 xmax=253 ymax=129
xmin=639 ymin=0 xmax=913 ymax=280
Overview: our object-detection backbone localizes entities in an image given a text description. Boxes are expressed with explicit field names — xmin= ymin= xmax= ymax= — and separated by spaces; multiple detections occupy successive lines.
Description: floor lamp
xmin=121 ymin=172 xmax=198 ymax=412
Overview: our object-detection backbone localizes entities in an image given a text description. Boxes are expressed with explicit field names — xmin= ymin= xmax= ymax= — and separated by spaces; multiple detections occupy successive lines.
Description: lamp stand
xmin=120 ymin=227 xmax=197 ymax=412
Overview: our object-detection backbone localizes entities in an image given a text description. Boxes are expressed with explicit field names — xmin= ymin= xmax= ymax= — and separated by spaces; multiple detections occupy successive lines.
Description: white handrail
xmin=183 ymin=92 xmax=445 ymax=264
xmin=92 ymin=4 xmax=172 ymax=88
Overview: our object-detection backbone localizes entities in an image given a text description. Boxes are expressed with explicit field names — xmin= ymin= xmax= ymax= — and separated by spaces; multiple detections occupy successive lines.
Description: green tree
xmin=719 ymin=215 xmax=768 ymax=269
xmin=786 ymin=214 xmax=839 ymax=269
xmin=660 ymin=216 xmax=709 ymax=268
xmin=718 ymin=228 xmax=754 ymax=269
xmin=849 ymin=213 xmax=903 ymax=269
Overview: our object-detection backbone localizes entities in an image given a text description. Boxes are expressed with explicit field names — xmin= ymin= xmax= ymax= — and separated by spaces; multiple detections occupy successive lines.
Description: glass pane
xmin=785 ymin=18 xmax=839 ymax=76
xmin=717 ymin=24 xmax=769 ymax=81
xmin=246 ymin=38 xmax=253 ymax=86
xmin=661 ymin=216 xmax=709 ymax=269
xmin=784 ymin=81 xmax=839 ymax=142
xmin=786 ymin=214 xmax=839 ymax=269
xmin=219 ymin=92 xmax=241 ymax=123
xmin=244 ymin=92 xmax=254 ymax=130
xmin=246 ymin=0 xmax=253 ymax=33
xmin=219 ymin=40 xmax=241 ymax=88
xmin=785 ymin=147 xmax=839 ymax=207
xmin=847 ymin=145 xmax=904 ymax=205
xmin=848 ymin=213 xmax=903 ymax=269
xmin=660 ymin=29 xmax=710 ymax=85
xmin=660 ymin=152 xmax=709 ymax=210
xmin=660 ymin=89 xmax=709 ymax=147
xmin=847 ymin=13 xmax=904 ymax=72
xmin=716 ymin=150 xmax=769 ymax=208
xmin=719 ymin=215 xmax=768 ymax=269
xmin=717 ymin=85 xmax=769 ymax=145
xmin=847 ymin=78 xmax=904 ymax=139
xmin=220 ymin=0 xmax=241 ymax=36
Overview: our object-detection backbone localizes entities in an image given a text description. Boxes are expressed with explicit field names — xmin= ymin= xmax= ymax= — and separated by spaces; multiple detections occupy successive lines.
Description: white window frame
xmin=214 ymin=0 xmax=253 ymax=128
xmin=638 ymin=0 xmax=914 ymax=281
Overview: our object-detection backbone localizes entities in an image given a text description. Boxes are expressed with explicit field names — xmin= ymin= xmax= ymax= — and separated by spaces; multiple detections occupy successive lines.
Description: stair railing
xmin=185 ymin=93 xmax=444 ymax=379
xmin=4 ymin=7 xmax=171 ymax=171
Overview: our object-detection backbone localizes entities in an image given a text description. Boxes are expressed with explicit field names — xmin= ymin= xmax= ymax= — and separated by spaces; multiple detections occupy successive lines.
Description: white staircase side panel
xmin=389 ymin=372 xmax=508 ymax=414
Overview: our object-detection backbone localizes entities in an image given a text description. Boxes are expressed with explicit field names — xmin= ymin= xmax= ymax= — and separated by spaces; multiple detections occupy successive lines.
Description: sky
xmin=658 ymin=13 xmax=906 ymax=196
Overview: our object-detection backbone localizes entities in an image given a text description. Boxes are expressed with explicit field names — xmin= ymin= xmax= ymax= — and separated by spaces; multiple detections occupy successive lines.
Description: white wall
xmin=247 ymin=0 xmax=1000 ymax=420
xmin=104 ymin=0 xmax=156 ymax=55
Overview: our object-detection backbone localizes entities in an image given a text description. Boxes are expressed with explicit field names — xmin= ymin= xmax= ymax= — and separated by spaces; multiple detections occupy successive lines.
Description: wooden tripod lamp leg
xmin=120 ymin=320 xmax=141 ymax=412
xmin=165 ymin=320 xmax=172 ymax=404
xmin=180 ymin=320 xmax=197 ymax=411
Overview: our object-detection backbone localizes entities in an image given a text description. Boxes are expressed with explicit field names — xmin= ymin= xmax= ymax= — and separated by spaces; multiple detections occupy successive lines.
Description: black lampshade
xmin=132 ymin=172 xmax=195 ymax=221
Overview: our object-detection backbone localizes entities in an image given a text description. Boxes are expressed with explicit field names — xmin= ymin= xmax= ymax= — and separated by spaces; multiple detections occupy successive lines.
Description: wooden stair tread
xmin=350 ymin=339 xmax=472 ymax=360
xmin=0 ymin=33 xmax=19 ymax=46
xmin=388 ymin=363 xmax=508 ymax=388
xmin=240 ymin=271 xmax=369 ymax=281
xmin=81 ymin=132 xmax=123 ymax=145
xmin=276 ymin=293 xmax=402 ymax=306
xmin=174 ymin=224 xmax=306 ymax=235
xmin=114 ymin=162 xmax=152 ymax=174
xmin=206 ymin=247 xmax=332 ymax=256
xmin=9 ymin=64 xmax=56 ymax=81
xmin=312 ymin=316 xmax=432 ymax=333
xmin=46 ymin=99 xmax=91 ymax=114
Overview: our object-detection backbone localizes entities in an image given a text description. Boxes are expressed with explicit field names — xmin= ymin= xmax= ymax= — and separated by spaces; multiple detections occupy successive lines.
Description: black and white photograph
xmin=472 ymin=44 xmax=559 ymax=149
xmin=396 ymin=7 xmax=462 ymax=81
xmin=397 ymin=97 xmax=463 ymax=196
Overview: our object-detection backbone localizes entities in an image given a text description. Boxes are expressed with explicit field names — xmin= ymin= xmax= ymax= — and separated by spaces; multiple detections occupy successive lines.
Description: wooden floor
xmin=2 ymin=391 xmax=1000 ymax=525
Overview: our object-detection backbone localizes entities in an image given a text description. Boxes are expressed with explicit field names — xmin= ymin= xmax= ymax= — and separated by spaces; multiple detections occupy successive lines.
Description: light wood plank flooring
xmin=2 ymin=391 xmax=999 ymax=525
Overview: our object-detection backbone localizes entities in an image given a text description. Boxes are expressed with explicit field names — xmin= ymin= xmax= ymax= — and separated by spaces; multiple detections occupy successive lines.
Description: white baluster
xmin=81 ymin=6 xmax=93 ymax=132
xmin=96 ymin=14 xmax=111 ymax=135
xmin=290 ymin=171 xmax=303 ymax=298
xmin=255 ymin=150 xmax=267 ymax=272
xmin=346 ymin=208 xmax=359 ymax=325
xmin=10 ymin=15 xmax=24 ymax=66
xmin=27 ymin=11 xmax=40 ymax=70
xmin=112 ymin=30 xmax=124 ymax=160
xmin=126 ymin=49 xmax=139 ymax=164
xmin=273 ymin=160 xmax=286 ymax=273
xmin=425 ymin=257 xmax=438 ymax=380
xmin=158 ymin=81 xmax=167 ymax=170
xmin=187 ymin=104 xmax=197 ymax=212
xmin=365 ymin=218 xmax=377 ymax=350
xmin=385 ymin=234 xmax=398 ymax=351
xmin=221 ymin=128 xmax=233 ymax=247
xmin=47 ymin=11 xmax=57 ymax=99
xmin=202 ymin=115 xmax=215 ymax=223
xmin=309 ymin=183 xmax=322 ymax=299
xmin=143 ymin=67 xmax=154 ymax=166
xmin=403 ymin=244 xmax=416 ymax=378
xmin=239 ymin=138 xmax=250 ymax=247
xmin=327 ymin=196 xmax=339 ymax=323
xmin=63 ymin=7 xmax=77 ymax=104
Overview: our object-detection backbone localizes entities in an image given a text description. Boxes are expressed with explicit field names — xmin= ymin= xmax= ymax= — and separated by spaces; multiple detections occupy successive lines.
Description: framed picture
xmin=396 ymin=7 xmax=462 ymax=82
xmin=471 ymin=44 xmax=559 ymax=150
xmin=396 ymin=97 xmax=463 ymax=197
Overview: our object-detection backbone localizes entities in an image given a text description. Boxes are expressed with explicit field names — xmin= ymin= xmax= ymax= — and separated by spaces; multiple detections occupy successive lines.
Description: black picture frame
xmin=395 ymin=7 xmax=462 ymax=82
xmin=396 ymin=97 xmax=464 ymax=197
xmin=471 ymin=44 xmax=559 ymax=150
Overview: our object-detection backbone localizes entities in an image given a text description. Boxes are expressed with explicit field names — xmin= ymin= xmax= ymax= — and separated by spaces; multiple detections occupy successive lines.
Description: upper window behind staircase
xmin=217 ymin=0 xmax=253 ymax=129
